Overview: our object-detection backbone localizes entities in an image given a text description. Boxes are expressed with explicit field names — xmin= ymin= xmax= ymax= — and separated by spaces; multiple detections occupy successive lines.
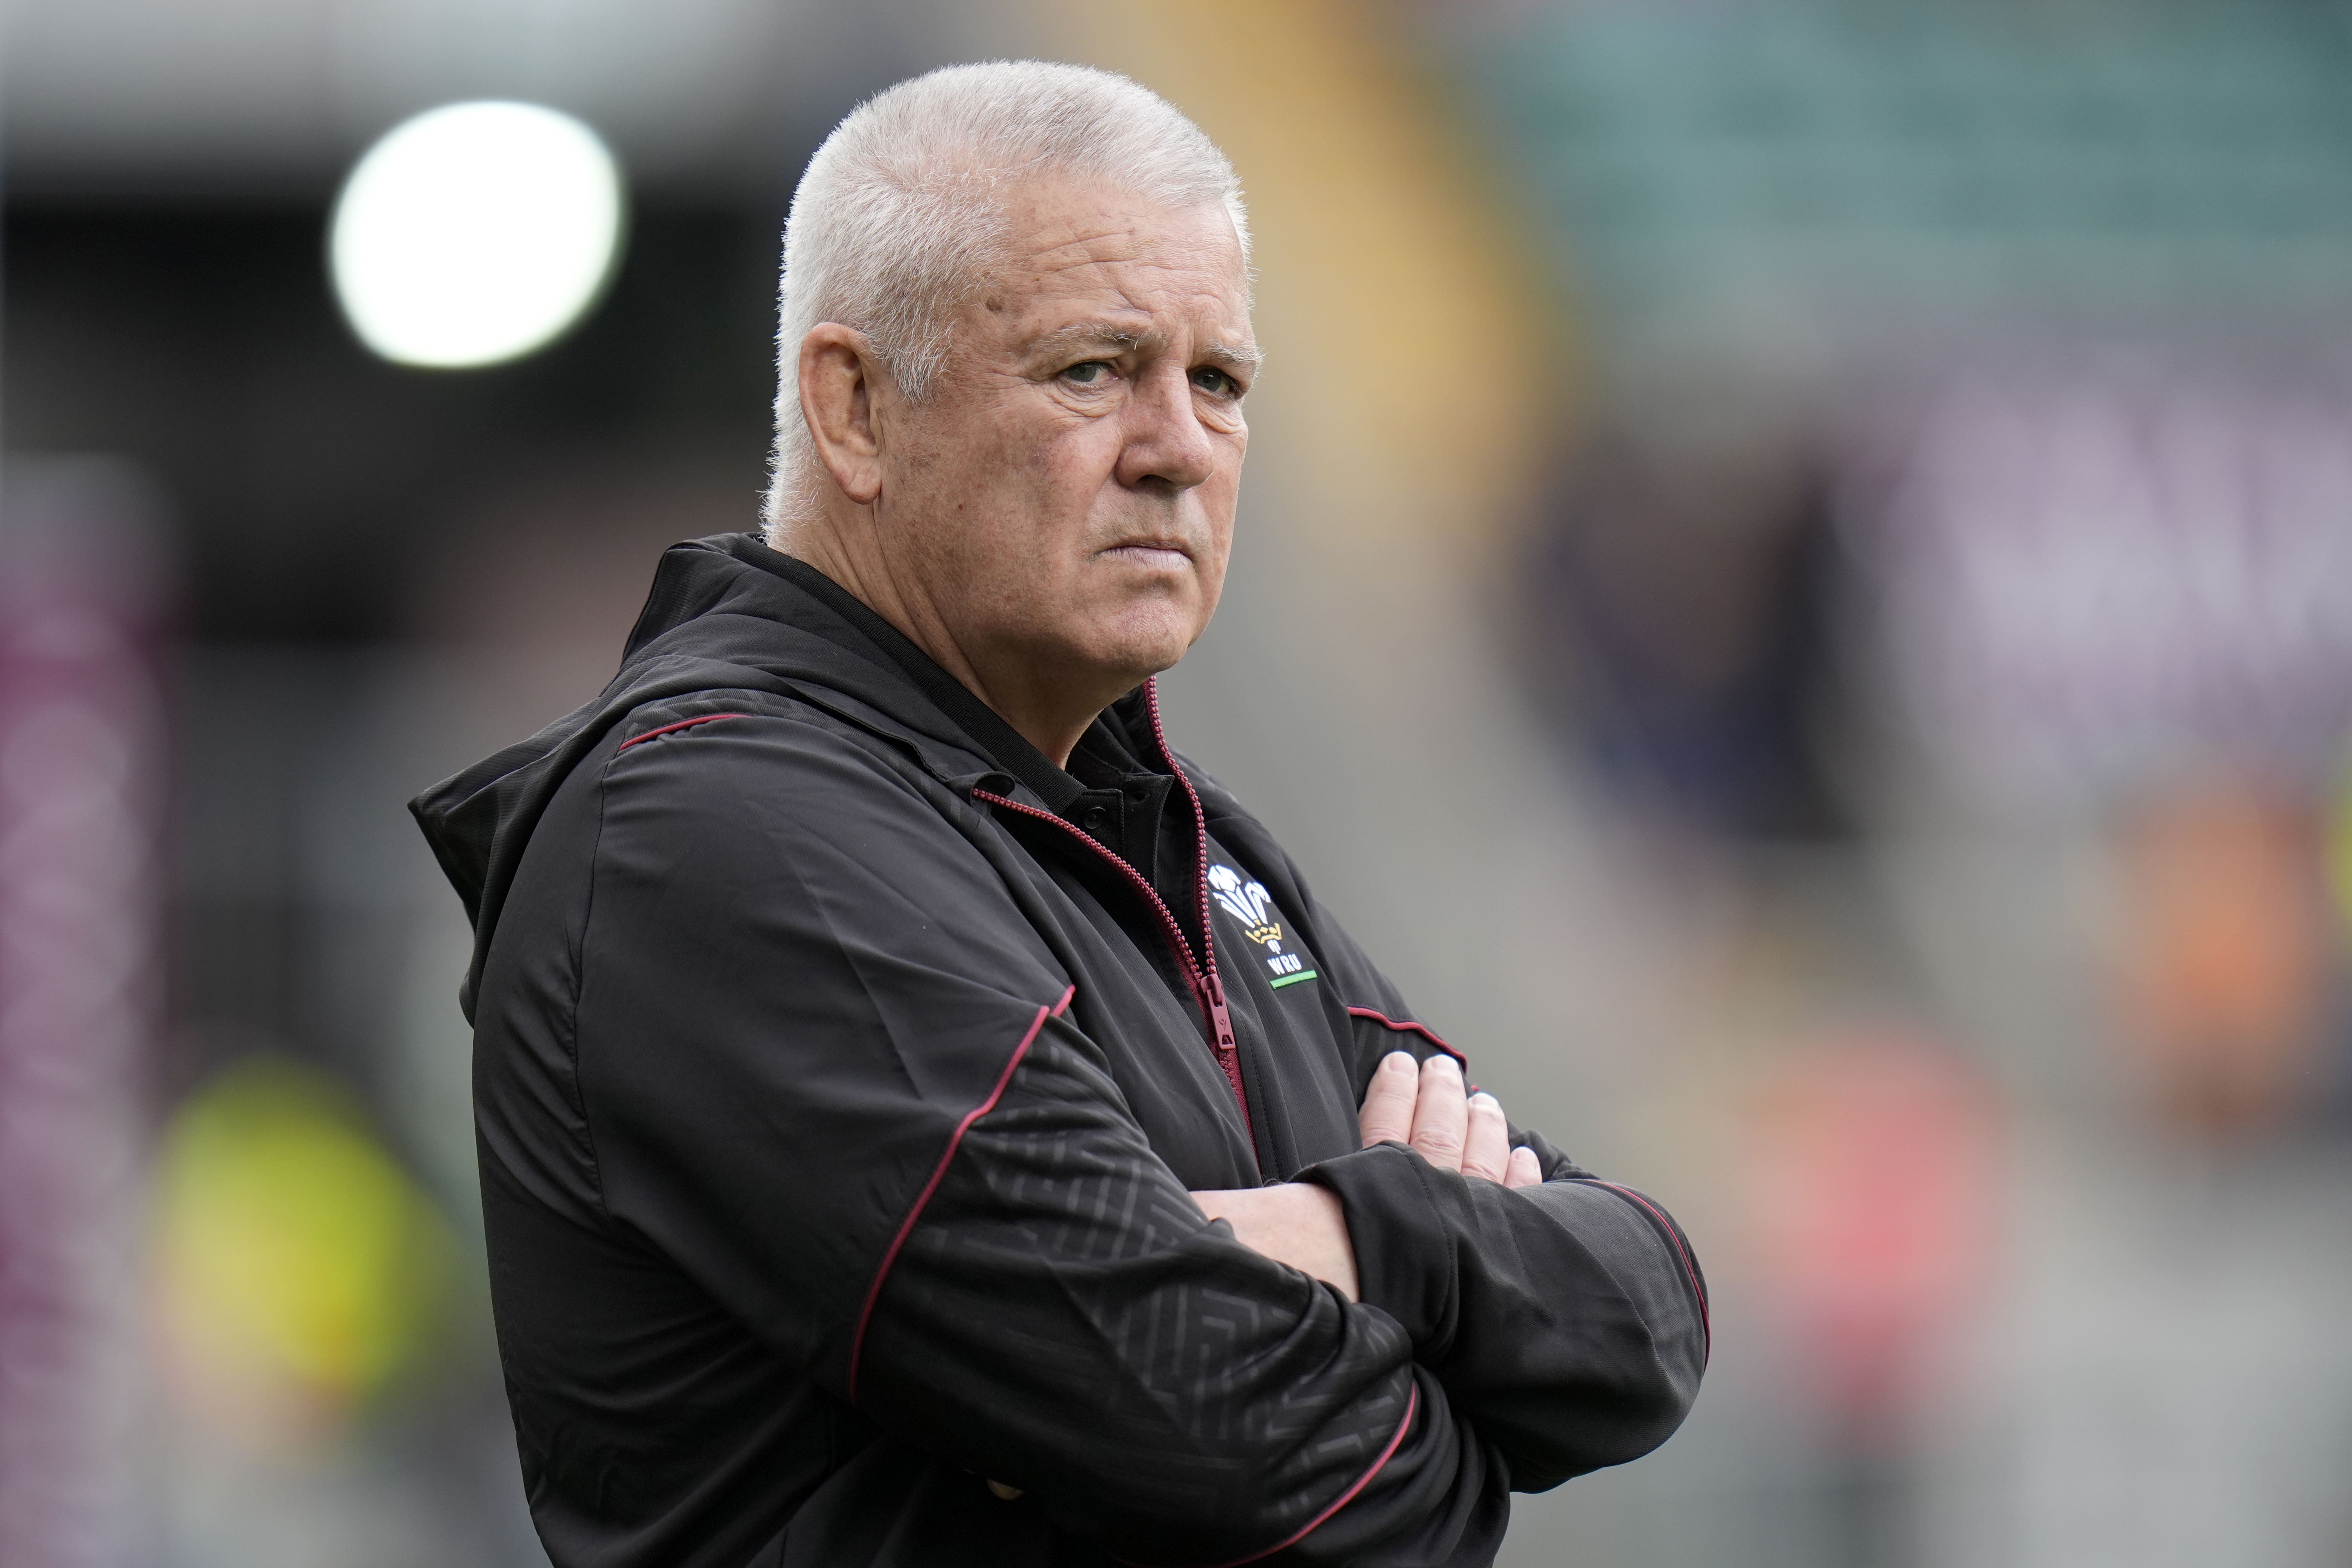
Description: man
xmin=413 ymin=61 xmax=1705 ymax=1568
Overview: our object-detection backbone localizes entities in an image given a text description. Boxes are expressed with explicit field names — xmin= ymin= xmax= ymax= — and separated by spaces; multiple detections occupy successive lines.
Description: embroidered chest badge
xmin=1208 ymin=864 xmax=1318 ymax=989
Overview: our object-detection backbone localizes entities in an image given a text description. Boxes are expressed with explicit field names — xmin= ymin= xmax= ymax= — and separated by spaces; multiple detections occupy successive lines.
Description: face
xmin=869 ymin=175 xmax=1255 ymax=704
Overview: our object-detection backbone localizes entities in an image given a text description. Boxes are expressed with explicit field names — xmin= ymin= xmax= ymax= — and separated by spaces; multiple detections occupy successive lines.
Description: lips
xmin=1100 ymin=541 xmax=1193 ymax=569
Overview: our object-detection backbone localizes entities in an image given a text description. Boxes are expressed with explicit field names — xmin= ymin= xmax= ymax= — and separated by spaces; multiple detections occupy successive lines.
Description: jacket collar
xmin=411 ymin=530 xmax=1187 ymax=1021
xmin=741 ymin=542 xmax=1092 ymax=815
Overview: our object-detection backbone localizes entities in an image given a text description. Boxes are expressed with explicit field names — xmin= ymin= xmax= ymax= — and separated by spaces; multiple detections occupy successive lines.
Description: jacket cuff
xmin=1298 ymin=1142 xmax=1459 ymax=1354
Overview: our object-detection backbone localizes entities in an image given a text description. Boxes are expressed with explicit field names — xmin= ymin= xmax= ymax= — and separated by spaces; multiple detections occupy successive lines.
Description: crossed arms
xmin=1194 ymin=1050 xmax=1544 ymax=1303
xmin=562 ymin=712 xmax=1709 ymax=1564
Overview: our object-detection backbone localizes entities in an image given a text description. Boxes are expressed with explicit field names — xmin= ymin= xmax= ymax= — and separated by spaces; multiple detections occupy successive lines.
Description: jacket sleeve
xmin=1244 ymin=833 xmax=1710 ymax=1493
xmin=569 ymin=710 xmax=1515 ymax=1565
xmin=1299 ymin=1141 xmax=1708 ymax=1492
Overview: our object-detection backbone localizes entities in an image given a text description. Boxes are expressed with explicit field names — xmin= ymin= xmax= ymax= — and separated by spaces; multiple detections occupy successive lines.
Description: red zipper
xmin=1138 ymin=676 xmax=1223 ymax=1027
xmin=1138 ymin=674 xmax=1253 ymax=1140
xmin=971 ymin=726 xmax=1254 ymax=1147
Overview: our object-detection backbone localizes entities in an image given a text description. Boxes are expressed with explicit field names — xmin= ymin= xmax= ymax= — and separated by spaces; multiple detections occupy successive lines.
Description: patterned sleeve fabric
xmin=855 ymin=1017 xmax=1513 ymax=1565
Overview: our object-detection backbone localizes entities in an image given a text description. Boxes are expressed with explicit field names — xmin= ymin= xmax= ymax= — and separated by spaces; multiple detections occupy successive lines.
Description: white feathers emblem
xmin=1209 ymin=864 xmax=1283 ymax=950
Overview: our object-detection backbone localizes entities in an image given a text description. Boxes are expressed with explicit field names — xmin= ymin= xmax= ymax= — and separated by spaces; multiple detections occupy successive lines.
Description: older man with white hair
xmin=413 ymin=61 xmax=1705 ymax=1568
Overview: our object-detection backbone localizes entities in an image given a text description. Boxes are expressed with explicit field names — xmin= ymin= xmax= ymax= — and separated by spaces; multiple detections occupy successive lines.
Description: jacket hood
xmin=409 ymin=532 xmax=1001 ymax=1020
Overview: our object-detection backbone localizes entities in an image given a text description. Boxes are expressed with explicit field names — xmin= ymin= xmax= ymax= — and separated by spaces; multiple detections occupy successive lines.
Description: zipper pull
xmin=1196 ymin=969 xmax=1255 ymax=1149
xmin=1201 ymin=971 xmax=1237 ymax=1054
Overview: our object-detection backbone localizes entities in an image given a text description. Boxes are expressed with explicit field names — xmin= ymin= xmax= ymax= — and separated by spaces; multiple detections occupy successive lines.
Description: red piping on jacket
xmin=1343 ymin=1006 xmax=1466 ymax=1066
xmin=1589 ymin=1181 xmax=1710 ymax=1366
xmin=972 ymin=750 xmax=1254 ymax=1146
xmin=1126 ymin=1381 xmax=1419 ymax=1568
xmin=845 ymin=985 xmax=1075 ymax=1403
xmin=614 ymin=713 xmax=752 ymax=751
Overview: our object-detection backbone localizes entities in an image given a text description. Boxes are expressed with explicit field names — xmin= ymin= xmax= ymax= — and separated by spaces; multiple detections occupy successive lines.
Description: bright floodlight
xmin=331 ymin=101 xmax=625 ymax=369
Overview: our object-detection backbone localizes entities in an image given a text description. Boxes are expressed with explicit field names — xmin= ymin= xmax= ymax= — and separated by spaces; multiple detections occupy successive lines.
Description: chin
xmin=1080 ymin=606 xmax=1203 ymax=684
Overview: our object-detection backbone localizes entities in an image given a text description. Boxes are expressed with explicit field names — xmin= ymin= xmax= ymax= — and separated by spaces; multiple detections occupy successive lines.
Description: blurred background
xmin=6 ymin=0 xmax=2352 ymax=1563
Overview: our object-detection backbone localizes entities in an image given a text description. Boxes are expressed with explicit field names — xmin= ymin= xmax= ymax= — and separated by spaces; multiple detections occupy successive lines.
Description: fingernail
xmin=1470 ymin=1092 xmax=1499 ymax=1110
xmin=1384 ymin=1051 xmax=1417 ymax=1075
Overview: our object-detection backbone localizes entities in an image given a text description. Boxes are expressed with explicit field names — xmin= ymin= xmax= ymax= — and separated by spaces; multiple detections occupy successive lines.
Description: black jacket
xmin=411 ymin=533 xmax=1707 ymax=1568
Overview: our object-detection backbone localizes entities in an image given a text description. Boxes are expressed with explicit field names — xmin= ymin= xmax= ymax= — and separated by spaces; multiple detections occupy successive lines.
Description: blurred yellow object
xmin=151 ymin=1055 xmax=455 ymax=1446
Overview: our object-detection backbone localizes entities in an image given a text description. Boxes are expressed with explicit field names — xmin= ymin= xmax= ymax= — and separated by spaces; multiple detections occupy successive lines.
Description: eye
xmin=1191 ymin=366 xmax=1241 ymax=397
xmin=1060 ymin=360 xmax=1114 ymax=385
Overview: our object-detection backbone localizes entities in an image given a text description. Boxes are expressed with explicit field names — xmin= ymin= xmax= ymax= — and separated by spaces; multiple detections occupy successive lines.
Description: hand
xmin=1191 ymin=1183 xmax=1359 ymax=1300
xmin=1187 ymin=1054 xmax=1544 ymax=1299
xmin=1359 ymin=1051 xmax=1544 ymax=1189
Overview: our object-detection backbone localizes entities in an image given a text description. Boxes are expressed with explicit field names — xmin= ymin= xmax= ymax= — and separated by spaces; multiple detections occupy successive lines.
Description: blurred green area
xmin=152 ymin=1056 xmax=459 ymax=1443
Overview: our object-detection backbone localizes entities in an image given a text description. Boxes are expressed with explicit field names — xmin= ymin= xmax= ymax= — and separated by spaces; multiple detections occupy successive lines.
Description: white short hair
xmin=762 ymin=61 xmax=1250 ymax=536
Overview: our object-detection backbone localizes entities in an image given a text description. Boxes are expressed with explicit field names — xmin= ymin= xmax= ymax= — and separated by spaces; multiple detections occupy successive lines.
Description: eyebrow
xmin=1198 ymin=338 xmax=1265 ymax=377
xmin=1025 ymin=319 xmax=1264 ymax=378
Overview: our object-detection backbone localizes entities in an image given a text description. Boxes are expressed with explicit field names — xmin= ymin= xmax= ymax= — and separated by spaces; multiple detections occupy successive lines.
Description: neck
xmin=784 ymin=519 xmax=1104 ymax=769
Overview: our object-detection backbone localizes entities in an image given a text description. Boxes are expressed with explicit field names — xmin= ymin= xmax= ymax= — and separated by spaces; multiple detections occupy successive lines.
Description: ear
xmin=799 ymin=323 xmax=886 ymax=506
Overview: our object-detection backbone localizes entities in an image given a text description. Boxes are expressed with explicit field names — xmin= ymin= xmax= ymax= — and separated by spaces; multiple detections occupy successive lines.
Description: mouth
xmin=1098 ymin=540 xmax=1194 ymax=572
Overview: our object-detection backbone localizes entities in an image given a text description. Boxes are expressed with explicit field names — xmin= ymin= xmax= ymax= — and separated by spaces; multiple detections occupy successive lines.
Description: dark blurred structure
xmin=4 ymin=202 xmax=776 ymax=643
xmin=7 ymin=197 xmax=782 ymax=1108
xmin=1522 ymin=424 xmax=1847 ymax=842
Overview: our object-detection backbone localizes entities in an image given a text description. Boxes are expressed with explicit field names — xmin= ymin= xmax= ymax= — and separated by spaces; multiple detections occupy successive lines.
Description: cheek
xmin=946 ymin=400 xmax=1093 ymax=514
xmin=1194 ymin=535 xmax=1232 ymax=624
xmin=1200 ymin=453 xmax=1244 ymax=550
xmin=922 ymin=410 xmax=1066 ymax=528
xmin=946 ymin=416 xmax=1112 ymax=619
xmin=1024 ymin=419 xmax=1124 ymax=502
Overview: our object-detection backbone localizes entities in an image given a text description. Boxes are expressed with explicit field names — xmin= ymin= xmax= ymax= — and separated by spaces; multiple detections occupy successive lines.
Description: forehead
xmin=974 ymin=174 xmax=1253 ymax=340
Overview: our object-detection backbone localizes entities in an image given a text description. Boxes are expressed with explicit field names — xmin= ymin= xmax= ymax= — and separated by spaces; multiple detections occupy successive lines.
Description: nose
xmin=1115 ymin=361 xmax=1219 ymax=497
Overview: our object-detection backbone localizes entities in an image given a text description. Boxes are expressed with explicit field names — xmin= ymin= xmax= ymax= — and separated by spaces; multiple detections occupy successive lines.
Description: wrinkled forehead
xmin=965 ymin=172 xmax=1254 ymax=347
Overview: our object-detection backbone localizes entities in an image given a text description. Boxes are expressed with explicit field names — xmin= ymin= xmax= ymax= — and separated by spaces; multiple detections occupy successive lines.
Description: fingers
xmin=1362 ymin=1053 xmax=1546 ymax=1188
xmin=1460 ymin=1091 xmax=1512 ymax=1183
xmin=1409 ymin=1054 xmax=1469 ymax=1171
xmin=1358 ymin=1051 xmax=1418 ymax=1148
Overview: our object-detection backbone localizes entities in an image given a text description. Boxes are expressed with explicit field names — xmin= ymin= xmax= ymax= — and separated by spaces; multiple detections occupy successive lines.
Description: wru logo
xmin=1208 ymin=865 xmax=1315 ymax=985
